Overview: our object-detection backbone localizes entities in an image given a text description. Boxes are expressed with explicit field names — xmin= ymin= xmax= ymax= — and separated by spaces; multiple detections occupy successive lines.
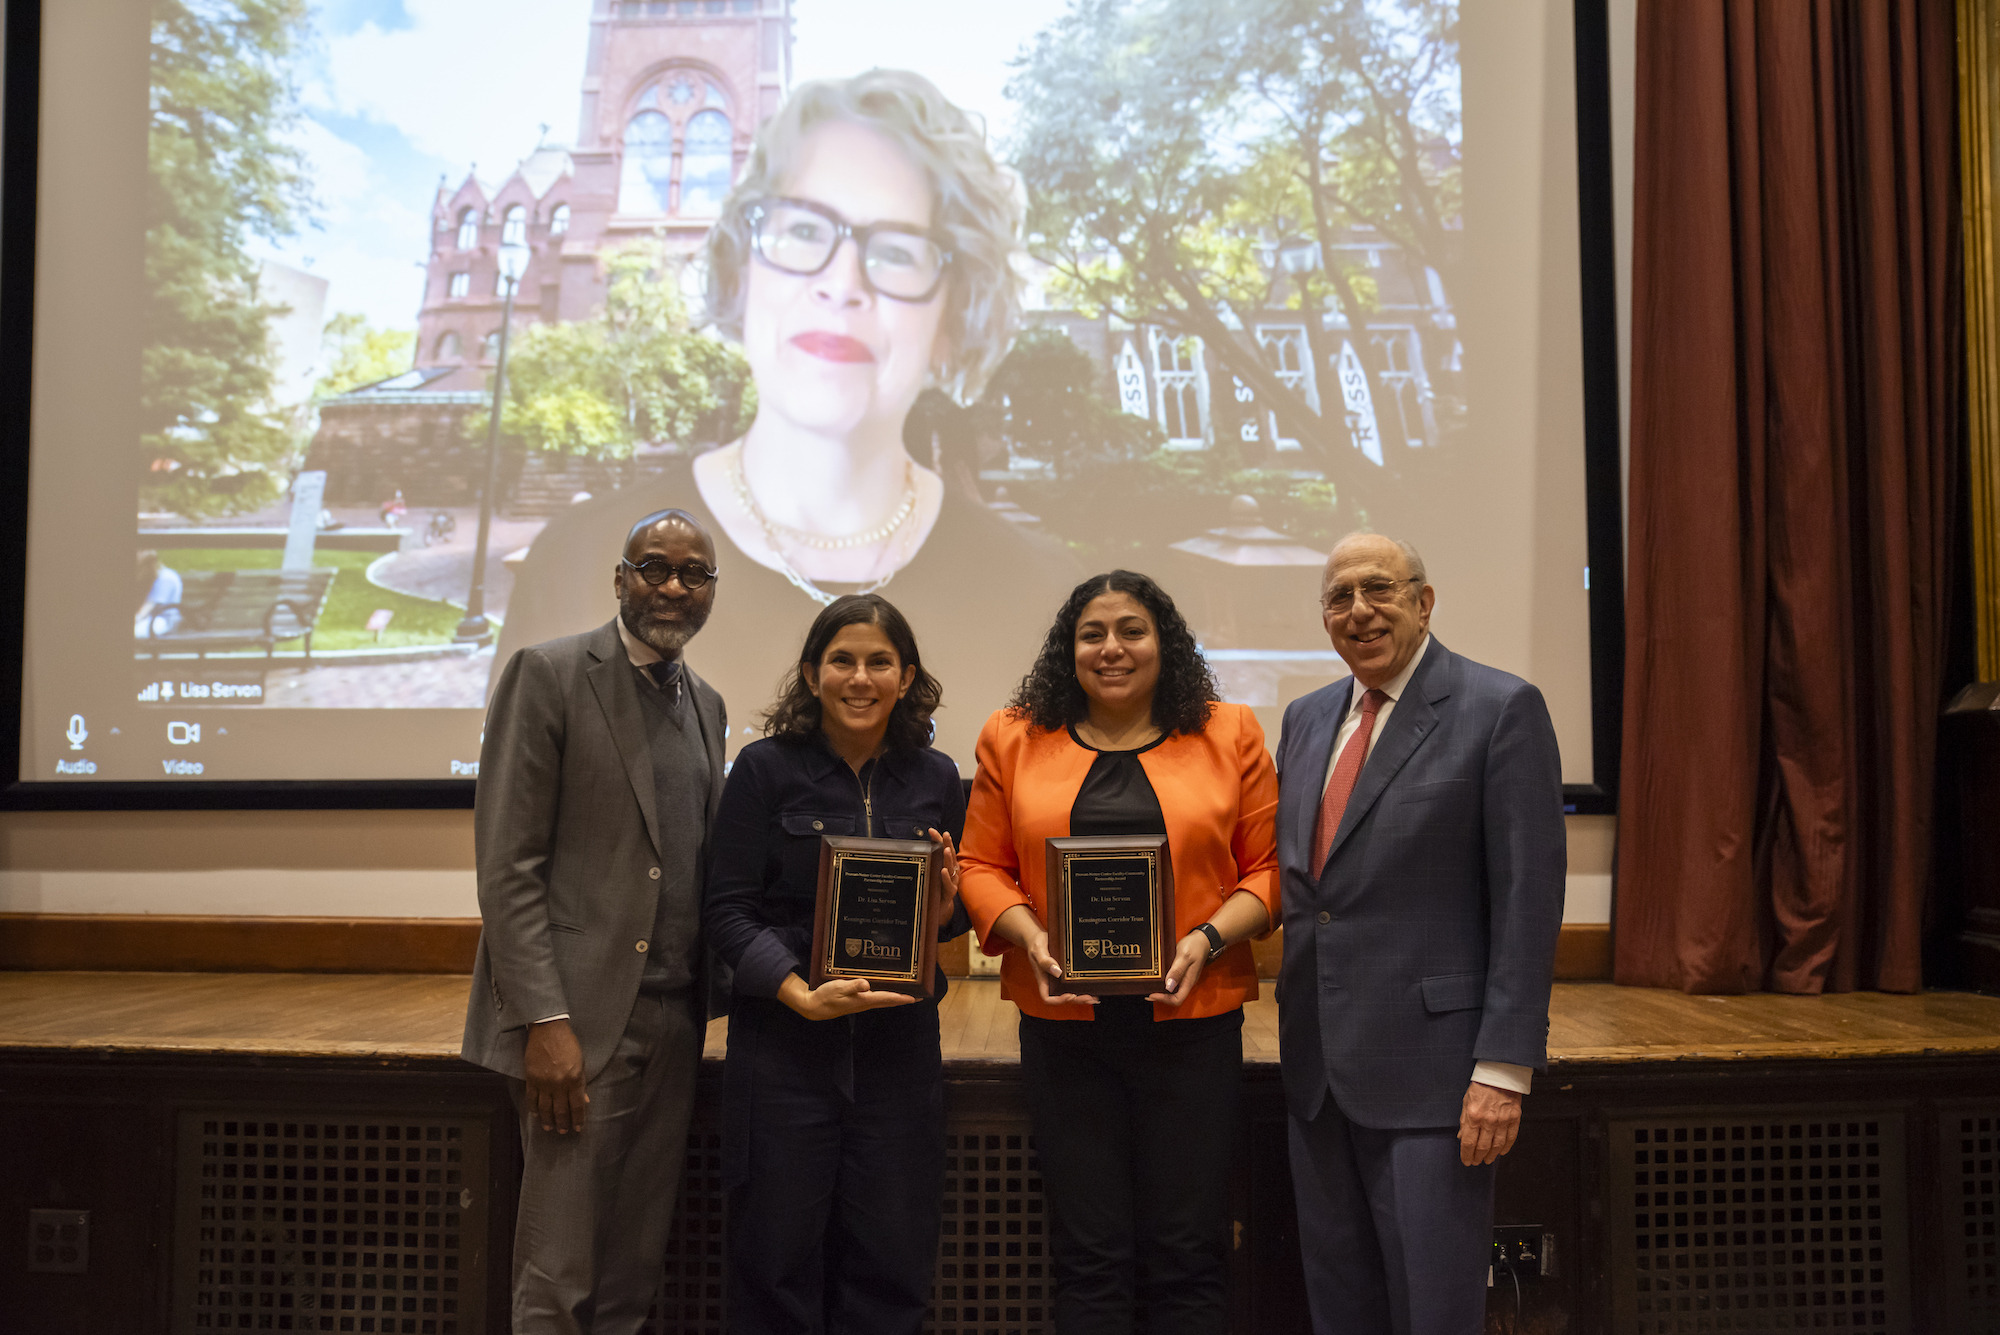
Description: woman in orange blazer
xmin=959 ymin=569 xmax=1278 ymax=1334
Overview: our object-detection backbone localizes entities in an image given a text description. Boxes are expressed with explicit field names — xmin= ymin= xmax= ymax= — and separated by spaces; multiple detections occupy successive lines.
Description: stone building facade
xmin=412 ymin=0 xmax=793 ymax=392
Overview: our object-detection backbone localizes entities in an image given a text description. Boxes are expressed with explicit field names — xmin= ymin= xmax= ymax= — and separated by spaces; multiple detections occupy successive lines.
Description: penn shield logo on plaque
xmin=1044 ymin=834 xmax=1176 ymax=996
xmin=810 ymin=835 xmax=943 ymax=1000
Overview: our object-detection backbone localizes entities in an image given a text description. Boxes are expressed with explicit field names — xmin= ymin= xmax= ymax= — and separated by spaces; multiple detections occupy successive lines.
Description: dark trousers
xmin=1287 ymin=1098 xmax=1496 ymax=1335
xmin=723 ymin=1003 xmax=945 ymax=1335
xmin=1018 ymin=1006 xmax=1243 ymax=1335
xmin=508 ymin=989 xmax=703 ymax=1335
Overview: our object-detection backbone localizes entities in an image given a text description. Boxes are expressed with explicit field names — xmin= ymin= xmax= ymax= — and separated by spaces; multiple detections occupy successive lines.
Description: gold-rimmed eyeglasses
xmin=1321 ymin=577 xmax=1420 ymax=613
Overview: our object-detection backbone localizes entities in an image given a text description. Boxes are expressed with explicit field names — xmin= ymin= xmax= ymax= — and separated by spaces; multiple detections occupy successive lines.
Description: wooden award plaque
xmin=1044 ymin=834 xmax=1175 ymax=996
xmin=809 ymin=835 xmax=942 ymax=1000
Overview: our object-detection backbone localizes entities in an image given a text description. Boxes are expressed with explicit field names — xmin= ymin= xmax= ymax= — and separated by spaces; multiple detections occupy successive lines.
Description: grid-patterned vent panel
xmin=1608 ymin=1113 xmax=1909 ymax=1335
xmin=172 ymin=1111 xmax=489 ymax=1335
xmin=639 ymin=1117 xmax=1052 ymax=1335
xmin=1940 ymin=1107 xmax=2000 ymax=1332
xmin=641 ymin=1127 xmax=726 ymax=1335
xmin=930 ymin=1124 xmax=1051 ymax=1335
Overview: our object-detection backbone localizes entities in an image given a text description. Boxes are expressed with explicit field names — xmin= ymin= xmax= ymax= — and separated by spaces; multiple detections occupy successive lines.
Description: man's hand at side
xmin=525 ymin=1018 xmax=590 ymax=1134
xmin=1459 ymin=1080 xmax=1522 ymax=1166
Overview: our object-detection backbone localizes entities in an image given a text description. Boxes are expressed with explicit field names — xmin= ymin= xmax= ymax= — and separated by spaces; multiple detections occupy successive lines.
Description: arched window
xmin=549 ymin=203 xmax=570 ymax=234
xmin=679 ymin=110 xmax=733 ymax=217
xmin=1150 ymin=331 xmax=1207 ymax=448
xmin=436 ymin=331 xmax=461 ymax=360
xmin=447 ymin=272 xmax=469 ymax=298
xmin=482 ymin=330 xmax=502 ymax=360
xmin=456 ymin=208 xmax=478 ymax=250
xmin=502 ymin=204 xmax=527 ymax=246
xmin=618 ymin=111 xmax=675 ymax=214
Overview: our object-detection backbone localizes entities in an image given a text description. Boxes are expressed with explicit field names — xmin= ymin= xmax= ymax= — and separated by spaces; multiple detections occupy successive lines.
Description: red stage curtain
xmin=1615 ymin=0 xmax=1962 ymax=994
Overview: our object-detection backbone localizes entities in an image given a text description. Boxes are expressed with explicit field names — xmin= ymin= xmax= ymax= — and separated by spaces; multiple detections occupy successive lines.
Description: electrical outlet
xmin=1491 ymin=1224 xmax=1553 ymax=1280
xmin=28 ymin=1209 xmax=89 ymax=1273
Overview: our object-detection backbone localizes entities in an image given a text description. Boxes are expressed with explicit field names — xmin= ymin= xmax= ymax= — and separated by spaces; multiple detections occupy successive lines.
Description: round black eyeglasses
xmin=623 ymin=558 xmax=717 ymax=591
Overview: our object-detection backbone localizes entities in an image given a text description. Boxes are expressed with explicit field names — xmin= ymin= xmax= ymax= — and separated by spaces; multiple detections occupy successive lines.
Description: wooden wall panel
xmin=1249 ymin=924 xmax=1613 ymax=981
xmin=0 ymin=915 xmax=1616 ymax=979
xmin=0 ymin=914 xmax=481 ymax=973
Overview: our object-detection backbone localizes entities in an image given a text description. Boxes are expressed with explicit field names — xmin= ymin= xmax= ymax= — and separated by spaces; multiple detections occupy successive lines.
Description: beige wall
xmin=0 ymin=809 xmax=1616 ymax=924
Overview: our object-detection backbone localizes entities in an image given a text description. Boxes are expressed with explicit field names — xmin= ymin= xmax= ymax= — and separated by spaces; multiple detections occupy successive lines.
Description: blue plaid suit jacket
xmin=1273 ymin=638 xmax=1567 ymax=1128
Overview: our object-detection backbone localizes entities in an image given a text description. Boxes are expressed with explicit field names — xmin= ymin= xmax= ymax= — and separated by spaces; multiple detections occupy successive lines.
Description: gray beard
xmin=620 ymin=599 xmax=708 ymax=656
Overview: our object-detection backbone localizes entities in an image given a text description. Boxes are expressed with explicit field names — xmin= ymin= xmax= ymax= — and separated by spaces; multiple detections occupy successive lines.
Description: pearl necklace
xmin=738 ymin=454 xmax=918 ymax=549
xmin=731 ymin=449 xmax=921 ymax=606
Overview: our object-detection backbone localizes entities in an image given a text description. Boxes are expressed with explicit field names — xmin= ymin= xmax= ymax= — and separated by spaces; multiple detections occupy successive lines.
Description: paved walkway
xmin=369 ymin=509 xmax=546 ymax=618
xmin=263 ymin=648 xmax=496 ymax=709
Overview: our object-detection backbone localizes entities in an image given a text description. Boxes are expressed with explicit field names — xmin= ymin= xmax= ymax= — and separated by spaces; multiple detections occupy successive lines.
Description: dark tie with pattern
xmin=1311 ymin=688 xmax=1388 ymax=877
xmin=643 ymin=660 xmax=682 ymax=705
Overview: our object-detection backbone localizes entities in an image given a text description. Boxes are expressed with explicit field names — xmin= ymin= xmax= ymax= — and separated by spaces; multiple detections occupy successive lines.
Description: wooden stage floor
xmin=4 ymin=971 xmax=2000 ymax=1068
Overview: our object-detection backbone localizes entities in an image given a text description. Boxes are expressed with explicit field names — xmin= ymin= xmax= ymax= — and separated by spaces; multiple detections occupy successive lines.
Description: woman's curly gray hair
xmin=702 ymin=68 xmax=1025 ymax=404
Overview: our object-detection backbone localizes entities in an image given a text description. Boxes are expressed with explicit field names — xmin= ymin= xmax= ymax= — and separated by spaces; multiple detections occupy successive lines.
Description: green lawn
xmin=165 ymin=549 xmax=479 ymax=652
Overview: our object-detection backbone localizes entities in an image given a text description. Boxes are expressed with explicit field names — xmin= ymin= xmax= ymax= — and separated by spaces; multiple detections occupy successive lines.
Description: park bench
xmin=137 ymin=568 xmax=340 ymax=663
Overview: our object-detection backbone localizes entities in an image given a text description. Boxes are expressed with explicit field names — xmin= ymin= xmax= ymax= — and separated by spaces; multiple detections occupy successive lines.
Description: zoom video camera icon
xmin=168 ymin=721 xmax=201 ymax=746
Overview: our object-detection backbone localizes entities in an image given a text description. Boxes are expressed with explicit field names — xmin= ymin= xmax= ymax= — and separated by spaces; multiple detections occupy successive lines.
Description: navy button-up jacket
xmin=705 ymin=731 xmax=968 ymax=1006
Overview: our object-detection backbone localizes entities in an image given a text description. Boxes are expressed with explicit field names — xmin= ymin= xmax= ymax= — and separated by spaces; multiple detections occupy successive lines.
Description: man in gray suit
xmin=1274 ymin=533 xmax=1565 ymax=1335
xmin=462 ymin=508 xmax=728 ymax=1334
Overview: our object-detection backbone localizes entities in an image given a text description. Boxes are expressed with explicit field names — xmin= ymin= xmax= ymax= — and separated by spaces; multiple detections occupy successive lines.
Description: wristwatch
xmin=1195 ymin=922 xmax=1225 ymax=960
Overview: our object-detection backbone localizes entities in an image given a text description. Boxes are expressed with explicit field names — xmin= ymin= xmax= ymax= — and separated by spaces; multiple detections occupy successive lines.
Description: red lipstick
xmin=791 ymin=331 xmax=875 ymax=363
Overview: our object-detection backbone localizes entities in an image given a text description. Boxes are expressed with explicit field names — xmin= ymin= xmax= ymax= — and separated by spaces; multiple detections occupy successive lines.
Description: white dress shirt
xmin=1320 ymin=635 xmax=1532 ymax=1097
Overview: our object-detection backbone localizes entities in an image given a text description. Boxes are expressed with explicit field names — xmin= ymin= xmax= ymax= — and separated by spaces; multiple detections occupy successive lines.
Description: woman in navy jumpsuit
xmin=705 ymin=592 xmax=966 ymax=1334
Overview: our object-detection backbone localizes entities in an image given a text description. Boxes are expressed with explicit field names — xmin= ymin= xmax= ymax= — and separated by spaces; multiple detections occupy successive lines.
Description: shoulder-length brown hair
xmin=761 ymin=593 xmax=944 ymax=751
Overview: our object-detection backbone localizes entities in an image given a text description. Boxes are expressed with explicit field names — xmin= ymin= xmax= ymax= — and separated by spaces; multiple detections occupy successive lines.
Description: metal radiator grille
xmin=640 ymin=1119 xmax=1051 ymax=1335
xmin=1941 ymin=1108 xmax=2000 ymax=1332
xmin=171 ymin=1112 xmax=490 ymax=1334
xmin=642 ymin=1127 xmax=726 ymax=1334
xmin=1608 ymin=1114 xmax=1909 ymax=1335
xmin=931 ymin=1126 xmax=1051 ymax=1335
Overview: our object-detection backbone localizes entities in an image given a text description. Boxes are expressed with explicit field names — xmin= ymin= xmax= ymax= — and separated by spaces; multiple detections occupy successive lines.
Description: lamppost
xmin=455 ymin=240 xmax=530 ymax=646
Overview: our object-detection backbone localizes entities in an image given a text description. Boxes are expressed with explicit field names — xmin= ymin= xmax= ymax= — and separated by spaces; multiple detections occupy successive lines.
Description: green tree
xmin=313 ymin=313 xmax=415 ymax=401
xmin=1008 ymin=0 xmax=1460 ymax=518
xmin=496 ymin=240 xmax=755 ymax=462
xmin=971 ymin=327 xmax=1162 ymax=475
xmin=145 ymin=0 xmax=314 ymax=517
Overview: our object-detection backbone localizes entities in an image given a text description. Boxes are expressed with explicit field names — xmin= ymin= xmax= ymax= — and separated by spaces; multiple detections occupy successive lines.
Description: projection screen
xmin=4 ymin=0 xmax=1621 ymax=802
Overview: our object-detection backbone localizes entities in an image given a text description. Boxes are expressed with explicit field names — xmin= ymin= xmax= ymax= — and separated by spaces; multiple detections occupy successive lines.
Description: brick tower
xmin=411 ymin=0 xmax=794 ymax=391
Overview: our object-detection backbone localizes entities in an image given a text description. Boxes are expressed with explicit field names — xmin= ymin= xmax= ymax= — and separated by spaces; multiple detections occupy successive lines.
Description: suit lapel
xmin=584 ymin=620 xmax=662 ymax=857
xmin=687 ymin=665 xmax=726 ymax=827
xmin=1325 ymin=641 xmax=1454 ymax=862
xmin=1288 ymin=680 xmax=1353 ymax=871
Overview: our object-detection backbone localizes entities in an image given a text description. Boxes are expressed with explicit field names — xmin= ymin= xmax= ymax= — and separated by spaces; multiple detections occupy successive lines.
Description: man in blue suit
xmin=1274 ymin=533 xmax=1566 ymax=1334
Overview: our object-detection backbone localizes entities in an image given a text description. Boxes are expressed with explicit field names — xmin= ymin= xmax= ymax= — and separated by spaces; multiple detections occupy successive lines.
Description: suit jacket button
xmin=648 ymin=867 xmax=661 ymax=880
xmin=1317 ymin=911 xmax=1331 ymax=924
xmin=812 ymin=820 xmax=824 ymax=831
xmin=636 ymin=940 xmax=649 ymax=952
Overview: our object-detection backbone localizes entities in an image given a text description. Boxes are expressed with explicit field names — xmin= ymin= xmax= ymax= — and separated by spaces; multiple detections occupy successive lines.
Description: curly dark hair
xmin=762 ymin=594 xmax=944 ymax=751
xmin=1008 ymin=571 xmax=1219 ymax=736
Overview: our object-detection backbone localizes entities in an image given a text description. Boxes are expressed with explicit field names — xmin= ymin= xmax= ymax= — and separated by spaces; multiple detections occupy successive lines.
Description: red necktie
xmin=1311 ymin=689 xmax=1388 ymax=877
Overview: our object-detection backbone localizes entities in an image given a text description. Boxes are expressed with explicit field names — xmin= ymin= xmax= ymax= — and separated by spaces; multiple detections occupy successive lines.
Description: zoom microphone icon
xmin=65 ymin=715 xmax=87 ymax=751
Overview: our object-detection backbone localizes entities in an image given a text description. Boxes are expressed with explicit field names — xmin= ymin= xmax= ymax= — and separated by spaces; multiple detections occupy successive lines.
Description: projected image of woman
xmin=494 ymin=70 xmax=1080 ymax=766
